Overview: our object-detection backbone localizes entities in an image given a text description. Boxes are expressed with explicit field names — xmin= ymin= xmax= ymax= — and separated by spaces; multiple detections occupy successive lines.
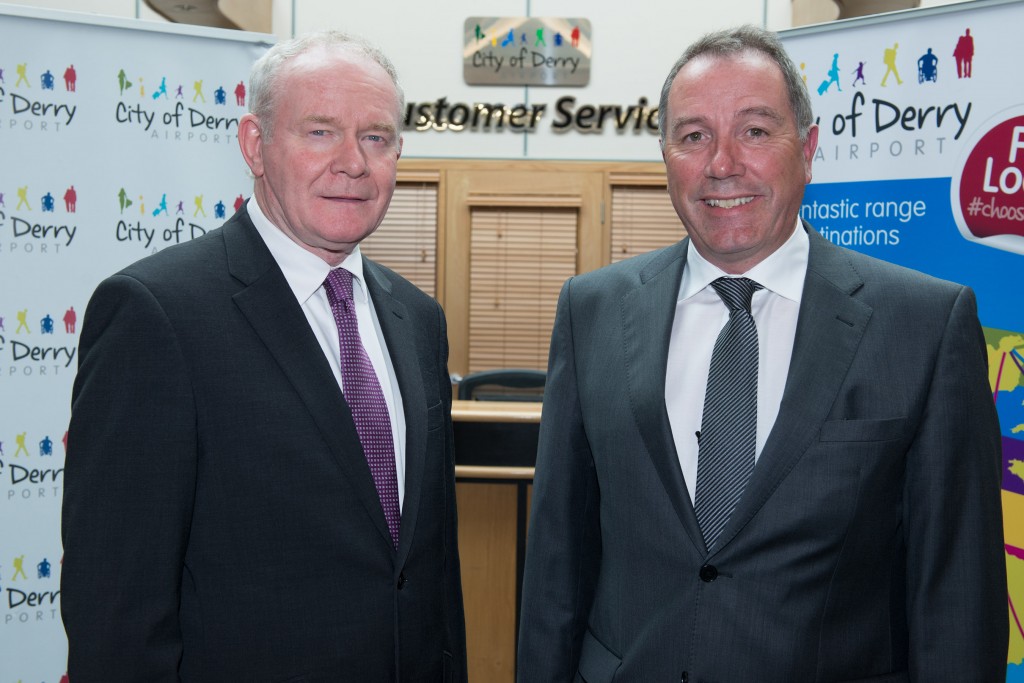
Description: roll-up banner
xmin=0 ymin=5 xmax=270 ymax=678
xmin=781 ymin=2 xmax=1023 ymax=678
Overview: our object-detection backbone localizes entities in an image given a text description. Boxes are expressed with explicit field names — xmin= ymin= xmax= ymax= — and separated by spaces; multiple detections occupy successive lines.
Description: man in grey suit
xmin=62 ymin=32 xmax=466 ymax=680
xmin=518 ymin=26 xmax=1006 ymax=682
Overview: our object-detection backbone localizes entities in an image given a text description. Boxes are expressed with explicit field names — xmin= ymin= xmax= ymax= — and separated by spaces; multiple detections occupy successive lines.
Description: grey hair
xmin=658 ymin=25 xmax=813 ymax=146
xmin=247 ymin=30 xmax=405 ymax=141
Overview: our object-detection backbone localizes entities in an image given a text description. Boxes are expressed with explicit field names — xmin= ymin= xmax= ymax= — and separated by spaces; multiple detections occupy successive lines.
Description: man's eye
xmin=684 ymin=132 xmax=703 ymax=143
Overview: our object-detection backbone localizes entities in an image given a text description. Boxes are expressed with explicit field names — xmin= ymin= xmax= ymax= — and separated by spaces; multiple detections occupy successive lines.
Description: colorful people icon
xmin=881 ymin=42 xmax=903 ymax=86
xmin=117 ymin=187 xmax=133 ymax=214
xmin=521 ymin=32 xmax=528 ymax=46
xmin=152 ymin=76 xmax=169 ymax=100
xmin=474 ymin=24 xmax=484 ymax=41
xmin=139 ymin=76 xmax=145 ymax=97
xmin=64 ymin=306 xmax=77 ymax=333
xmin=954 ymin=28 xmax=974 ymax=78
xmin=817 ymin=53 xmax=842 ymax=95
xmin=14 ymin=432 xmax=29 ymax=457
xmin=555 ymin=32 xmax=563 ymax=47
xmin=41 ymin=69 xmax=55 ymax=90
xmin=193 ymin=79 xmax=206 ymax=102
xmin=38 ymin=557 xmax=52 ymax=579
xmin=117 ymin=68 xmax=132 ymax=95
xmin=502 ymin=29 xmax=515 ymax=47
xmin=152 ymin=193 xmax=169 ymax=217
xmin=16 ymin=309 xmax=30 ymax=333
xmin=63 ymin=64 xmax=77 ymax=91
xmin=41 ymin=313 xmax=54 ymax=334
xmin=535 ymin=28 xmax=546 ymax=47
xmin=214 ymin=199 xmax=226 ymax=220
xmin=194 ymin=194 xmax=206 ymax=217
xmin=233 ymin=194 xmax=244 ymax=213
xmin=175 ymin=84 xmax=184 ymax=99
xmin=64 ymin=185 xmax=77 ymax=212
xmin=571 ymin=26 xmax=581 ymax=48
xmin=63 ymin=430 xmax=69 ymax=454
xmin=234 ymin=80 xmax=246 ymax=105
xmin=12 ymin=555 xmax=28 ymax=580
xmin=214 ymin=85 xmax=226 ymax=105
xmin=16 ymin=62 xmax=30 ymax=87
xmin=918 ymin=47 xmax=938 ymax=83
xmin=41 ymin=191 xmax=55 ymax=212
xmin=139 ymin=195 xmax=145 ymax=216
xmin=176 ymin=200 xmax=185 ymax=215
xmin=40 ymin=435 xmax=53 ymax=456
xmin=16 ymin=186 xmax=30 ymax=210
xmin=852 ymin=60 xmax=866 ymax=86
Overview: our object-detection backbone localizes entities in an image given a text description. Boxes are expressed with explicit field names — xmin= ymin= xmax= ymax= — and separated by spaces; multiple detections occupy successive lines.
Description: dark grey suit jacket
xmin=518 ymin=224 xmax=1006 ymax=682
xmin=62 ymin=209 xmax=466 ymax=682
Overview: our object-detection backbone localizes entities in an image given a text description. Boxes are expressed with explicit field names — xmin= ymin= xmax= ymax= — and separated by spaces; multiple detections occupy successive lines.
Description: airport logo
xmin=1 ymin=60 xmax=78 ymax=134
xmin=114 ymin=187 xmax=244 ymax=251
xmin=2 ymin=550 xmax=62 ymax=627
xmin=115 ymin=65 xmax=247 ymax=145
xmin=0 ymin=306 xmax=78 ymax=378
xmin=1 ymin=183 xmax=80 ymax=254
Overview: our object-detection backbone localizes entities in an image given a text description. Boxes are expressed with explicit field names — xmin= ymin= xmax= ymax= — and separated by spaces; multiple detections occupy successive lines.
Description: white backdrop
xmin=0 ymin=6 xmax=270 ymax=679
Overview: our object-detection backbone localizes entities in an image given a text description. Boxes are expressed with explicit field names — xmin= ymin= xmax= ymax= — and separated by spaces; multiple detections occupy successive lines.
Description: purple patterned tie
xmin=324 ymin=268 xmax=400 ymax=548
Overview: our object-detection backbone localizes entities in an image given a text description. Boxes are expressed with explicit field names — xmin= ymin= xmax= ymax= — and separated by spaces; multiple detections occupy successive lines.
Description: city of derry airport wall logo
xmin=114 ymin=65 xmax=247 ymax=145
xmin=0 ymin=305 xmax=78 ymax=378
xmin=1 ymin=551 xmax=62 ymax=628
xmin=0 ymin=60 xmax=79 ymax=133
xmin=115 ymin=188 xmax=245 ymax=251
xmin=0 ymin=183 xmax=79 ymax=255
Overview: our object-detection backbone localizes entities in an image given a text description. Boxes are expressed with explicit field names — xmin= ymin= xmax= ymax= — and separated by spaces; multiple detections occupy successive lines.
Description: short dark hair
xmin=658 ymin=25 xmax=813 ymax=146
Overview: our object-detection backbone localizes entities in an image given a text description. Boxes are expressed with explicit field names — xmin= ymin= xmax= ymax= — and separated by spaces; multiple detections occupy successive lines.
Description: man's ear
xmin=238 ymin=113 xmax=265 ymax=177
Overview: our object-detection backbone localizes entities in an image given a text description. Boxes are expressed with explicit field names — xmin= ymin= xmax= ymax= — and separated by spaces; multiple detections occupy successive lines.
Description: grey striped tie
xmin=694 ymin=277 xmax=762 ymax=551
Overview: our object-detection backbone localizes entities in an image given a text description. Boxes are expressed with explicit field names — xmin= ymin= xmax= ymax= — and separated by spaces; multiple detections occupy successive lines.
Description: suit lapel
xmin=223 ymin=214 xmax=396 ymax=550
xmin=712 ymin=225 xmax=873 ymax=552
xmin=621 ymin=240 xmax=708 ymax=555
xmin=363 ymin=260 xmax=426 ymax=567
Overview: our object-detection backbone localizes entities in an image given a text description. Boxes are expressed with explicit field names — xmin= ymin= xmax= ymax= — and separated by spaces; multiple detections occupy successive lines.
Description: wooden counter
xmin=451 ymin=399 xmax=540 ymax=683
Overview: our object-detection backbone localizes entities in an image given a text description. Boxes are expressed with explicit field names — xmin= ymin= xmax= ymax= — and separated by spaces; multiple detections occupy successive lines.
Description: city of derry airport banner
xmin=780 ymin=1 xmax=1024 ymax=678
xmin=0 ymin=4 xmax=271 ymax=679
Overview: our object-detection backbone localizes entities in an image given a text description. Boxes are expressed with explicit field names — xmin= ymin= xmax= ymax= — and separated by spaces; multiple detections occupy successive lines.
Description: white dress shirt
xmin=666 ymin=220 xmax=808 ymax=505
xmin=247 ymin=197 xmax=407 ymax=509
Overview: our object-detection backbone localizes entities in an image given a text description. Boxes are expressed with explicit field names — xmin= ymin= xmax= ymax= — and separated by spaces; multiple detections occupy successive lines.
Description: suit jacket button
xmin=397 ymin=572 xmax=407 ymax=590
xmin=699 ymin=564 xmax=718 ymax=582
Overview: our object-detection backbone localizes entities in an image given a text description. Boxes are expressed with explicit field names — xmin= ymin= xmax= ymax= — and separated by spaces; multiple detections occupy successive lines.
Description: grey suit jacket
xmin=62 ymin=209 xmax=467 ymax=682
xmin=518 ymin=223 xmax=1006 ymax=682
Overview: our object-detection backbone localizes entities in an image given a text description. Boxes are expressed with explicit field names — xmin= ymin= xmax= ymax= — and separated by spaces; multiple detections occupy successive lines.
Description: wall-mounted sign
xmin=464 ymin=17 xmax=591 ymax=87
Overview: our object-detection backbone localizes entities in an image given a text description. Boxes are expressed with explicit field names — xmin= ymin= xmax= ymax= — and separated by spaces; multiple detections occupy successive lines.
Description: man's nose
xmin=331 ymin=136 xmax=369 ymax=177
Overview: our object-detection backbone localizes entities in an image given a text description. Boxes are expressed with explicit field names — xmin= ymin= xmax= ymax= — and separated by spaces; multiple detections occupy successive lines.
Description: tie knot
xmin=324 ymin=268 xmax=355 ymax=306
xmin=711 ymin=277 xmax=761 ymax=314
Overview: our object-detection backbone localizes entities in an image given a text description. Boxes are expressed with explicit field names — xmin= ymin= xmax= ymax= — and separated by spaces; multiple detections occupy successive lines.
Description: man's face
xmin=239 ymin=47 xmax=403 ymax=266
xmin=660 ymin=51 xmax=817 ymax=274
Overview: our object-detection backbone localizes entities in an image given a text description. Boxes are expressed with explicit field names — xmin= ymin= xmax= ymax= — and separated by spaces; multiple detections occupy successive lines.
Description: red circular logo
xmin=954 ymin=114 xmax=1024 ymax=249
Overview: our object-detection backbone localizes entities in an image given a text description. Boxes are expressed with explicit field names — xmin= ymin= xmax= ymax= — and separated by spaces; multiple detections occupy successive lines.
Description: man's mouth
xmin=704 ymin=197 xmax=753 ymax=209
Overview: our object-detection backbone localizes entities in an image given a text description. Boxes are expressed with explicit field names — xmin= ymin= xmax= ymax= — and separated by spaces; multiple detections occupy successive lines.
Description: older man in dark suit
xmin=518 ymin=25 xmax=1006 ymax=682
xmin=62 ymin=31 xmax=466 ymax=681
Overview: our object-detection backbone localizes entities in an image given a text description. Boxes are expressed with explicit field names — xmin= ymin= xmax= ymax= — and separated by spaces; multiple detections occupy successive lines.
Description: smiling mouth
xmin=704 ymin=197 xmax=754 ymax=209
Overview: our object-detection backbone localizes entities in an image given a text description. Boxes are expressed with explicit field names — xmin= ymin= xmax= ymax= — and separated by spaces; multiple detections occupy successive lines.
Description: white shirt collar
xmin=679 ymin=218 xmax=808 ymax=304
xmin=246 ymin=196 xmax=368 ymax=305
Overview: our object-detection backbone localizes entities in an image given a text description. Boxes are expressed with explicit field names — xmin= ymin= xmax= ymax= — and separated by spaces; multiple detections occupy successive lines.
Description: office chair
xmin=456 ymin=368 xmax=546 ymax=402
